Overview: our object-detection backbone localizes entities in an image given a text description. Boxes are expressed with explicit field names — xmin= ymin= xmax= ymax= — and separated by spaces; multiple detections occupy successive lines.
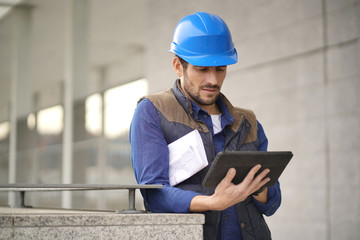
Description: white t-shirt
xmin=210 ymin=114 xmax=222 ymax=134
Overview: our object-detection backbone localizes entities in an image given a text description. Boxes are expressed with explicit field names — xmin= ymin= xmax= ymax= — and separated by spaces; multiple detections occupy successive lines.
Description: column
xmin=62 ymin=0 xmax=89 ymax=208
xmin=8 ymin=5 xmax=32 ymax=207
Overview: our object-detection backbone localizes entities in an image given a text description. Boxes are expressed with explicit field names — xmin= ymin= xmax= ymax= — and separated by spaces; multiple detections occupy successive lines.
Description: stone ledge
xmin=0 ymin=207 xmax=205 ymax=240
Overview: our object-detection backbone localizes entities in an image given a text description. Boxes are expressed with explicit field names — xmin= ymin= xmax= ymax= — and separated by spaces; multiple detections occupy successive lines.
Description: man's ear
xmin=172 ymin=57 xmax=183 ymax=77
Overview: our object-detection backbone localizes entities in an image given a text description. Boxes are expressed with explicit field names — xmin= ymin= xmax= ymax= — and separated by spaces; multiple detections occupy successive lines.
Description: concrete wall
xmin=144 ymin=1 xmax=360 ymax=239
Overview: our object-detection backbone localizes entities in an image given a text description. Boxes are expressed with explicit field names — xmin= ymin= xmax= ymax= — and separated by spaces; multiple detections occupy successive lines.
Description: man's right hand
xmin=189 ymin=165 xmax=270 ymax=212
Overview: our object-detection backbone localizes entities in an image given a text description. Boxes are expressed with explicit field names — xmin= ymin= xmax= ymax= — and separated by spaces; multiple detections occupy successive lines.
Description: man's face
xmin=180 ymin=63 xmax=227 ymax=108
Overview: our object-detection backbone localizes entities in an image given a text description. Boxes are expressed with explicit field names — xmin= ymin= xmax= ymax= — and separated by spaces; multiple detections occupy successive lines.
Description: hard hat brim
xmin=170 ymin=44 xmax=238 ymax=67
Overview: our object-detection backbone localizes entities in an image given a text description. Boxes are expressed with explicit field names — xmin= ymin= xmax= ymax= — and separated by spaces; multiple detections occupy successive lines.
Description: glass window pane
xmin=104 ymin=78 xmax=148 ymax=139
xmin=85 ymin=93 xmax=102 ymax=136
xmin=37 ymin=105 xmax=63 ymax=135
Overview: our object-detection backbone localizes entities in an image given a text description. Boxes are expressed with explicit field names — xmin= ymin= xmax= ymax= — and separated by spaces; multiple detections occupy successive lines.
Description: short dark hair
xmin=175 ymin=55 xmax=188 ymax=70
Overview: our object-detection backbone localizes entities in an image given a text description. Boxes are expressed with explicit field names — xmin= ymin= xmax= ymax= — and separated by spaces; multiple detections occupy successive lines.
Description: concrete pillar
xmin=8 ymin=5 xmax=32 ymax=207
xmin=62 ymin=0 xmax=89 ymax=208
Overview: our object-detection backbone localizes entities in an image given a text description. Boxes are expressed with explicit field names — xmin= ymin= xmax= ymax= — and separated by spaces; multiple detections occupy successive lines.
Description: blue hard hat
xmin=169 ymin=12 xmax=237 ymax=67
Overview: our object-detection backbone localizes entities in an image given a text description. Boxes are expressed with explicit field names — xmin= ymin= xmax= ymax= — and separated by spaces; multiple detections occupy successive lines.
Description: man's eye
xmin=216 ymin=67 xmax=226 ymax=72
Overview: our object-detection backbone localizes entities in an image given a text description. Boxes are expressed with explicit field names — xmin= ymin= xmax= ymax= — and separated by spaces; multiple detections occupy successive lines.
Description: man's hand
xmin=190 ymin=165 xmax=270 ymax=212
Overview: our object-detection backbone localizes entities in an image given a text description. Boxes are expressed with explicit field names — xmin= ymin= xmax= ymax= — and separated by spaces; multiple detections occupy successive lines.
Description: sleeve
xmin=257 ymin=121 xmax=268 ymax=151
xmin=129 ymin=98 xmax=200 ymax=213
xmin=252 ymin=121 xmax=282 ymax=216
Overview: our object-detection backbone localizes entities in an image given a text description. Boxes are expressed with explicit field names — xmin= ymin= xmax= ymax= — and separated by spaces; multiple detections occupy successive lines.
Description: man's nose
xmin=206 ymin=68 xmax=219 ymax=85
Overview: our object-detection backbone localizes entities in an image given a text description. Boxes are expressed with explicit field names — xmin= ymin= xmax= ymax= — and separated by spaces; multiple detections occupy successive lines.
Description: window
xmin=104 ymin=78 xmax=148 ymax=139
xmin=85 ymin=93 xmax=102 ymax=136
xmin=0 ymin=121 xmax=10 ymax=141
xmin=37 ymin=105 xmax=64 ymax=135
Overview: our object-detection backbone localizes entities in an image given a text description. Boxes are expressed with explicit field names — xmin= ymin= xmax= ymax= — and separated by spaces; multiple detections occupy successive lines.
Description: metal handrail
xmin=0 ymin=183 xmax=163 ymax=213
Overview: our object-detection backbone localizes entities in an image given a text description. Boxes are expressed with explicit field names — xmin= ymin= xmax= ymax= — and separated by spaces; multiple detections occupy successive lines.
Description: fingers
xmin=212 ymin=166 xmax=270 ymax=210
xmin=242 ymin=165 xmax=270 ymax=190
xmin=250 ymin=167 xmax=270 ymax=193
xmin=242 ymin=164 xmax=262 ymax=185
xmin=255 ymin=168 xmax=270 ymax=182
xmin=216 ymin=165 xmax=270 ymax=195
xmin=260 ymin=177 xmax=271 ymax=187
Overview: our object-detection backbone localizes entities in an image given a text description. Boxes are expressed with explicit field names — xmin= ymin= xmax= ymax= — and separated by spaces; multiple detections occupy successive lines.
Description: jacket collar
xmin=171 ymin=79 xmax=194 ymax=115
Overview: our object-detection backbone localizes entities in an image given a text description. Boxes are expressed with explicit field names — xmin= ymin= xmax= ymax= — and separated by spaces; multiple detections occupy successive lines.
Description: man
xmin=130 ymin=12 xmax=281 ymax=240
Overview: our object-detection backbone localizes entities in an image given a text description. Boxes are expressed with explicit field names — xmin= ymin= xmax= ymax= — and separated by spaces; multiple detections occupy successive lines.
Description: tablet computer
xmin=202 ymin=151 xmax=293 ymax=189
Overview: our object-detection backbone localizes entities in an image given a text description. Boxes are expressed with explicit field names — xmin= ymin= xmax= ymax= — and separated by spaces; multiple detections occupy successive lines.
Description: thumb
xmin=218 ymin=168 xmax=236 ymax=188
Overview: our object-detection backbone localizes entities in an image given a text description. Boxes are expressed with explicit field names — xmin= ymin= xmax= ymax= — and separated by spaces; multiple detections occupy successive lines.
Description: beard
xmin=183 ymin=83 xmax=220 ymax=106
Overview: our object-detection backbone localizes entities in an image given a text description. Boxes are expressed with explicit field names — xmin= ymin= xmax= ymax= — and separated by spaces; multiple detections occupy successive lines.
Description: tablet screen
xmin=202 ymin=151 xmax=293 ymax=189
